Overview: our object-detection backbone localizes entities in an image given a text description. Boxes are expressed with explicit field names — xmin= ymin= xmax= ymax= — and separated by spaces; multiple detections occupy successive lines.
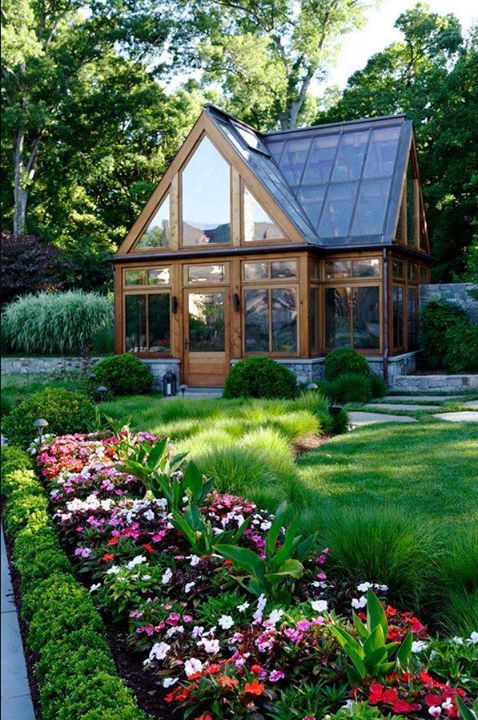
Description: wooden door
xmin=183 ymin=288 xmax=229 ymax=386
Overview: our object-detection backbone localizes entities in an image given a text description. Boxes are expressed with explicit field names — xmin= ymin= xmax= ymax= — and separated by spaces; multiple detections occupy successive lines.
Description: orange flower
xmin=101 ymin=553 xmax=115 ymax=561
xmin=142 ymin=543 xmax=155 ymax=553
xmin=218 ymin=675 xmax=239 ymax=689
xmin=250 ymin=664 xmax=263 ymax=675
xmin=108 ymin=536 xmax=119 ymax=546
xmin=204 ymin=663 xmax=222 ymax=675
xmin=244 ymin=680 xmax=265 ymax=696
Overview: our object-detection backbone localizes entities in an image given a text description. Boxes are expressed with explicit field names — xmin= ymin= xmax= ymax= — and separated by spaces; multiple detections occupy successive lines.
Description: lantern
xmin=162 ymin=370 xmax=177 ymax=397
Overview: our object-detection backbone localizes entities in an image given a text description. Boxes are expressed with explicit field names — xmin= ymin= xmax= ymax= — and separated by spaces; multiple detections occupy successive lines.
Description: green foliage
xmin=266 ymin=682 xmax=348 ymax=720
xmin=444 ymin=319 xmax=478 ymax=373
xmin=326 ymin=701 xmax=399 ymax=720
xmin=423 ymin=637 xmax=478 ymax=696
xmin=321 ymin=373 xmax=373 ymax=404
xmin=1 ymin=393 xmax=12 ymax=418
xmin=1 ymin=445 xmax=34 ymax=478
xmin=224 ymin=357 xmax=297 ymax=399
xmin=1 ymin=291 xmax=113 ymax=354
xmin=331 ymin=590 xmax=413 ymax=683
xmin=325 ymin=348 xmax=371 ymax=381
xmin=216 ymin=502 xmax=316 ymax=601
xmin=456 ymin=698 xmax=478 ymax=720
xmin=2 ymin=387 xmax=96 ymax=448
xmin=440 ymin=592 xmax=478 ymax=639
xmin=420 ymin=300 xmax=468 ymax=370
xmin=1 ymin=444 xmax=150 ymax=720
xmin=94 ymin=354 xmax=153 ymax=396
xmin=173 ymin=500 xmax=250 ymax=554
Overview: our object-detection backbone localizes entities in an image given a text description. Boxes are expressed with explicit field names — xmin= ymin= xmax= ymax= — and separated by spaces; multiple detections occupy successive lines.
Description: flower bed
xmin=18 ymin=433 xmax=478 ymax=719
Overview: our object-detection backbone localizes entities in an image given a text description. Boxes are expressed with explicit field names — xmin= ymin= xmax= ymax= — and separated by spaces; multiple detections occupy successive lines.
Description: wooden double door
xmin=182 ymin=288 xmax=230 ymax=387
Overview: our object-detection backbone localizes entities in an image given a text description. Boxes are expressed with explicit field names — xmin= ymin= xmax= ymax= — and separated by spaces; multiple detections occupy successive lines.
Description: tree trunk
xmin=13 ymin=128 xmax=28 ymax=234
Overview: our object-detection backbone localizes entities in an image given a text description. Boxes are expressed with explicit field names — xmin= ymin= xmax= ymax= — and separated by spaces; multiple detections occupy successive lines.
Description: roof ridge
xmin=263 ymin=114 xmax=409 ymax=137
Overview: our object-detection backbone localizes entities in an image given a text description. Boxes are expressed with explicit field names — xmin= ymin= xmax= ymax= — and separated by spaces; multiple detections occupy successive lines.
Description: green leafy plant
xmin=419 ymin=299 xmax=467 ymax=370
xmin=443 ymin=320 xmax=478 ymax=373
xmin=457 ymin=697 xmax=478 ymax=720
xmin=2 ymin=387 xmax=96 ymax=448
xmin=172 ymin=501 xmax=250 ymax=554
xmin=223 ymin=356 xmax=297 ymax=399
xmin=324 ymin=348 xmax=370 ymax=381
xmin=330 ymin=589 xmax=413 ymax=683
xmin=94 ymin=353 xmax=153 ymax=396
xmin=215 ymin=502 xmax=315 ymax=601
xmin=1 ymin=393 xmax=12 ymax=419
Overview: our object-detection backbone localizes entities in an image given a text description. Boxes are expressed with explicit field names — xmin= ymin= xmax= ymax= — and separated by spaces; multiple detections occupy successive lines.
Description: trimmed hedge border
xmin=1 ymin=446 xmax=151 ymax=720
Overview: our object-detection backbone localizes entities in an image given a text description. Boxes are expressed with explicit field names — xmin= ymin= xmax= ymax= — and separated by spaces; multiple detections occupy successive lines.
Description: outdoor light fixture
xmin=233 ymin=293 xmax=241 ymax=312
xmin=163 ymin=371 xmax=177 ymax=397
xmin=179 ymin=384 xmax=187 ymax=397
xmin=171 ymin=296 xmax=179 ymax=314
xmin=307 ymin=382 xmax=318 ymax=391
xmin=96 ymin=385 xmax=108 ymax=401
xmin=32 ymin=418 xmax=49 ymax=441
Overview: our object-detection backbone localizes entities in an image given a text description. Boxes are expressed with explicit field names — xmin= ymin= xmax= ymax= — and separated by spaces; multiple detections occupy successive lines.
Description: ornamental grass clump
xmin=1 ymin=290 xmax=113 ymax=355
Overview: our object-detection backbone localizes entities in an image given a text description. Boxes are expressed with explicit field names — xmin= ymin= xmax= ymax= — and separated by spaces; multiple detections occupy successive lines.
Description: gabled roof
xmin=206 ymin=104 xmax=414 ymax=247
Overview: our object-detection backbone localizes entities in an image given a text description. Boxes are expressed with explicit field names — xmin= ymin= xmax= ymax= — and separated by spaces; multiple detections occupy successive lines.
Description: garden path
xmin=359 ymin=393 xmax=478 ymax=423
xmin=1 ymin=529 xmax=35 ymax=720
xmin=347 ymin=411 xmax=417 ymax=425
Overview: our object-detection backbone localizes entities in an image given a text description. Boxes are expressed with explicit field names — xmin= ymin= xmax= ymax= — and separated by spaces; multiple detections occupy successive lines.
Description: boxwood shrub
xmin=324 ymin=348 xmax=370 ymax=381
xmin=1 ymin=446 xmax=151 ymax=720
xmin=224 ymin=357 xmax=297 ymax=399
xmin=93 ymin=353 xmax=153 ymax=396
xmin=2 ymin=387 xmax=96 ymax=448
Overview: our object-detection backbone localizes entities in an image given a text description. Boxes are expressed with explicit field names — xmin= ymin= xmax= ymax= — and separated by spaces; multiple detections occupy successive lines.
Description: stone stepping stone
xmin=434 ymin=411 xmax=478 ymax=423
xmin=348 ymin=411 xmax=417 ymax=426
xmin=464 ymin=400 xmax=478 ymax=408
xmin=378 ymin=395 xmax=463 ymax=403
xmin=365 ymin=403 xmax=439 ymax=411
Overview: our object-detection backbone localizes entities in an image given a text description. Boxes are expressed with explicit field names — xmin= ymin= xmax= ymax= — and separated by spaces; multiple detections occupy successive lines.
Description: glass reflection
xmin=319 ymin=183 xmax=357 ymax=238
xmin=188 ymin=265 xmax=226 ymax=284
xmin=326 ymin=287 xmax=351 ymax=348
xmin=271 ymin=261 xmax=297 ymax=279
xmin=148 ymin=294 xmax=170 ymax=352
xmin=302 ymin=135 xmax=339 ymax=184
xmin=188 ymin=292 xmax=225 ymax=351
xmin=271 ymin=289 xmax=297 ymax=352
xmin=297 ymin=186 xmax=326 ymax=228
xmin=125 ymin=295 xmax=147 ymax=352
xmin=407 ymin=287 xmax=419 ymax=349
xmin=244 ymin=262 xmax=269 ymax=281
xmin=363 ymin=127 xmax=400 ymax=178
xmin=353 ymin=287 xmax=380 ymax=349
xmin=310 ymin=287 xmax=319 ymax=354
xmin=136 ymin=194 xmax=170 ymax=248
xmin=351 ymin=178 xmax=392 ymax=235
xmin=332 ymin=131 xmax=369 ymax=181
xmin=325 ymin=260 xmax=351 ymax=280
xmin=393 ymin=286 xmax=404 ymax=348
xmin=280 ymin=139 xmax=311 ymax=184
xmin=245 ymin=289 xmax=269 ymax=352
xmin=243 ymin=187 xmax=283 ymax=241
xmin=353 ymin=259 xmax=380 ymax=278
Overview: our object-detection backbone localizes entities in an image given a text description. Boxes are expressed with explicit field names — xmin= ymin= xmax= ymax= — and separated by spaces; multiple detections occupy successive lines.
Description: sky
xmin=316 ymin=0 xmax=477 ymax=93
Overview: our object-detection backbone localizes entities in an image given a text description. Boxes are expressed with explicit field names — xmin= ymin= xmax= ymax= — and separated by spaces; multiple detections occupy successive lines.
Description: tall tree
xmin=317 ymin=4 xmax=478 ymax=281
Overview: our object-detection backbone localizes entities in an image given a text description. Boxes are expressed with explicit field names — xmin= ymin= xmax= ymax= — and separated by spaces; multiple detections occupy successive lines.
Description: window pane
xmin=244 ymin=262 xmax=269 ymax=281
xmin=182 ymin=137 xmax=230 ymax=245
xmin=124 ymin=269 xmax=148 ymax=286
xmin=297 ymin=186 xmax=326 ymax=228
xmin=407 ymin=263 xmax=417 ymax=282
xmin=406 ymin=161 xmax=417 ymax=247
xmin=302 ymin=135 xmax=339 ymax=184
xmin=271 ymin=261 xmax=297 ymax=279
xmin=332 ymin=131 xmax=369 ymax=181
xmin=363 ymin=126 xmax=400 ymax=178
xmin=310 ymin=261 xmax=320 ymax=280
xmin=272 ymin=289 xmax=297 ymax=352
xmin=148 ymin=294 xmax=170 ymax=352
xmin=280 ymin=139 xmax=311 ymax=184
xmin=243 ymin=187 xmax=283 ymax=241
xmin=268 ymin=141 xmax=285 ymax=164
xmin=393 ymin=286 xmax=404 ymax=349
xmin=148 ymin=267 xmax=170 ymax=285
xmin=326 ymin=287 xmax=351 ymax=348
xmin=318 ymin=183 xmax=357 ymax=238
xmin=125 ymin=295 xmax=147 ymax=352
xmin=325 ymin=260 xmax=352 ymax=280
xmin=188 ymin=264 xmax=225 ymax=284
xmin=351 ymin=178 xmax=392 ymax=236
xmin=407 ymin=287 xmax=419 ymax=349
xmin=392 ymin=259 xmax=404 ymax=279
xmin=245 ymin=289 xmax=269 ymax=352
xmin=310 ymin=287 xmax=319 ymax=354
xmin=136 ymin=194 xmax=170 ymax=248
xmin=419 ymin=266 xmax=429 ymax=283
xmin=188 ymin=292 xmax=225 ymax=351
xmin=353 ymin=286 xmax=380 ymax=349
xmin=353 ymin=259 xmax=380 ymax=278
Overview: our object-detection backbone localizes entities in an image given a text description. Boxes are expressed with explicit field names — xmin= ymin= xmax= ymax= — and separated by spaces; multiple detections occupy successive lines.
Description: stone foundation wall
xmin=420 ymin=283 xmax=478 ymax=323
xmin=1 ymin=356 xmax=104 ymax=375
xmin=393 ymin=374 xmax=478 ymax=392
xmin=141 ymin=359 xmax=181 ymax=390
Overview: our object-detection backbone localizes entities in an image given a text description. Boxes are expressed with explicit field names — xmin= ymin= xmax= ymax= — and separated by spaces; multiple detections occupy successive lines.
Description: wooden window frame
xmin=123 ymin=289 xmax=172 ymax=358
xmin=242 ymin=257 xmax=299 ymax=283
xmin=123 ymin=266 xmax=171 ymax=288
xmin=324 ymin=282 xmax=383 ymax=356
xmin=242 ymin=283 xmax=300 ymax=358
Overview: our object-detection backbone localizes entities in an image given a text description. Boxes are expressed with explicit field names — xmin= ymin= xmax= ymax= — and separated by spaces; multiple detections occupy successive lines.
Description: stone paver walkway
xmin=165 ymin=388 xmax=223 ymax=400
xmin=378 ymin=395 xmax=462 ymax=403
xmin=348 ymin=411 xmax=417 ymax=426
xmin=434 ymin=411 xmax=478 ymax=423
xmin=365 ymin=403 xmax=439 ymax=412
xmin=1 ymin=529 xmax=35 ymax=720
xmin=464 ymin=400 xmax=478 ymax=408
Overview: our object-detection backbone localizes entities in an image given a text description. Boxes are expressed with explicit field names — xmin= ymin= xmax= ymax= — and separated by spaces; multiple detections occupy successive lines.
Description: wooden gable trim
xmin=115 ymin=110 xmax=306 ymax=257
xmin=410 ymin=136 xmax=430 ymax=254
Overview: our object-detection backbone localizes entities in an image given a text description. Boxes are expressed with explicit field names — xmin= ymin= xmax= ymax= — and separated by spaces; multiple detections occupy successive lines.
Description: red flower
xmin=244 ymin=680 xmax=265 ymax=696
xmin=196 ymin=715 xmax=212 ymax=720
xmin=368 ymin=683 xmax=384 ymax=705
xmin=108 ymin=535 xmax=119 ymax=546
xmin=204 ymin=663 xmax=221 ymax=676
xmin=382 ymin=688 xmax=398 ymax=704
xmin=218 ymin=675 xmax=239 ymax=689
xmin=425 ymin=694 xmax=443 ymax=707
xmin=250 ymin=664 xmax=264 ymax=676
xmin=392 ymin=700 xmax=421 ymax=714
xmin=223 ymin=560 xmax=233 ymax=566
xmin=142 ymin=543 xmax=154 ymax=553
xmin=101 ymin=553 xmax=115 ymax=561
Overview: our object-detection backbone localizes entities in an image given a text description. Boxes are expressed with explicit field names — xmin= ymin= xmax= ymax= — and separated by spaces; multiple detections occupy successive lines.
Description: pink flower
xmin=269 ymin=669 xmax=285 ymax=682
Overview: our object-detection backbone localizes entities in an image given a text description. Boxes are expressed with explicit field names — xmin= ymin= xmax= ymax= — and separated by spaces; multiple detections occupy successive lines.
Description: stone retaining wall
xmin=1 ymin=356 xmax=104 ymax=375
xmin=393 ymin=374 xmax=478 ymax=392
xmin=420 ymin=283 xmax=478 ymax=323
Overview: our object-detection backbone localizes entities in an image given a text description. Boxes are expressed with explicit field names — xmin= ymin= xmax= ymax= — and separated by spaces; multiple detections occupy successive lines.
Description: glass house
xmin=112 ymin=105 xmax=432 ymax=387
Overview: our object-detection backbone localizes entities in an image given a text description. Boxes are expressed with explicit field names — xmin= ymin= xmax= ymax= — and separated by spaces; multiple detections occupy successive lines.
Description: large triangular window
xmin=135 ymin=193 xmax=170 ymax=249
xmin=243 ymin=186 xmax=283 ymax=242
xmin=182 ymin=136 xmax=231 ymax=246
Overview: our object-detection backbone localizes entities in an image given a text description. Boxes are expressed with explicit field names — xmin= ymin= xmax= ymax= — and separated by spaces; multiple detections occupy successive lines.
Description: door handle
xmin=184 ymin=338 xmax=189 ymax=350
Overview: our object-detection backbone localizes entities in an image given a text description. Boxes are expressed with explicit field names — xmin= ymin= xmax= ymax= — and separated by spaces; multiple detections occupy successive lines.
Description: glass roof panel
xmin=279 ymin=138 xmax=312 ymax=184
xmin=331 ymin=131 xmax=369 ymax=181
xmin=318 ymin=182 xmax=358 ymax=238
xmin=301 ymin=134 xmax=339 ymax=185
xmin=268 ymin=141 xmax=285 ymax=164
xmin=351 ymin=178 xmax=392 ymax=235
xmin=363 ymin=127 xmax=400 ymax=178
xmin=297 ymin=186 xmax=327 ymax=228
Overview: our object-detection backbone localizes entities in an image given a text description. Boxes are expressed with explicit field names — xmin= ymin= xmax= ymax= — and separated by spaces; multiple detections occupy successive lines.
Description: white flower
xmin=142 ymin=574 xmax=151 ymax=581
xmin=237 ymin=601 xmax=250 ymax=613
xmin=451 ymin=636 xmax=464 ymax=645
xmin=428 ymin=706 xmax=442 ymax=718
xmin=127 ymin=555 xmax=146 ymax=569
xmin=412 ymin=641 xmax=428 ymax=653
xmin=357 ymin=582 xmax=373 ymax=592
xmin=442 ymin=698 xmax=454 ymax=712
xmin=166 ymin=625 xmax=184 ymax=638
xmin=218 ymin=615 xmax=234 ymax=630
xmin=185 ymin=658 xmax=203 ymax=677
xmin=162 ymin=677 xmax=178 ymax=688
xmin=144 ymin=509 xmax=155 ymax=521
xmin=89 ymin=583 xmax=101 ymax=593
xmin=260 ymin=520 xmax=272 ymax=531
xmin=310 ymin=600 xmax=328 ymax=613
xmin=376 ymin=584 xmax=388 ymax=592
xmin=162 ymin=568 xmax=173 ymax=584
xmin=184 ymin=581 xmax=196 ymax=593
xmin=351 ymin=596 xmax=367 ymax=609
xmin=106 ymin=565 xmax=121 ymax=575
xmin=253 ymin=594 xmax=267 ymax=623
xmin=267 ymin=608 xmax=284 ymax=625
xmin=341 ymin=700 xmax=354 ymax=710
xmin=189 ymin=555 xmax=201 ymax=566
xmin=191 ymin=626 xmax=204 ymax=638
xmin=466 ymin=631 xmax=478 ymax=645
xmin=148 ymin=642 xmax=170 ymax=662
xmin=198 ymin=637 xmax=220 ymax=654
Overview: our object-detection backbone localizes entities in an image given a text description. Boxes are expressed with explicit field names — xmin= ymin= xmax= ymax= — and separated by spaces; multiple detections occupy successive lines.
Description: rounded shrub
xmin=93 ymin=353 xmax=153 ymax=396
xmin=2 ymin=387 xmax=96 ymax=448
xmin=324 ymin=348 xmax=370 ymax=381
xmin=223 ymin=357 xmax=297 ymax=399
xmin=1 ymin=393 xmax=12 ymax=419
